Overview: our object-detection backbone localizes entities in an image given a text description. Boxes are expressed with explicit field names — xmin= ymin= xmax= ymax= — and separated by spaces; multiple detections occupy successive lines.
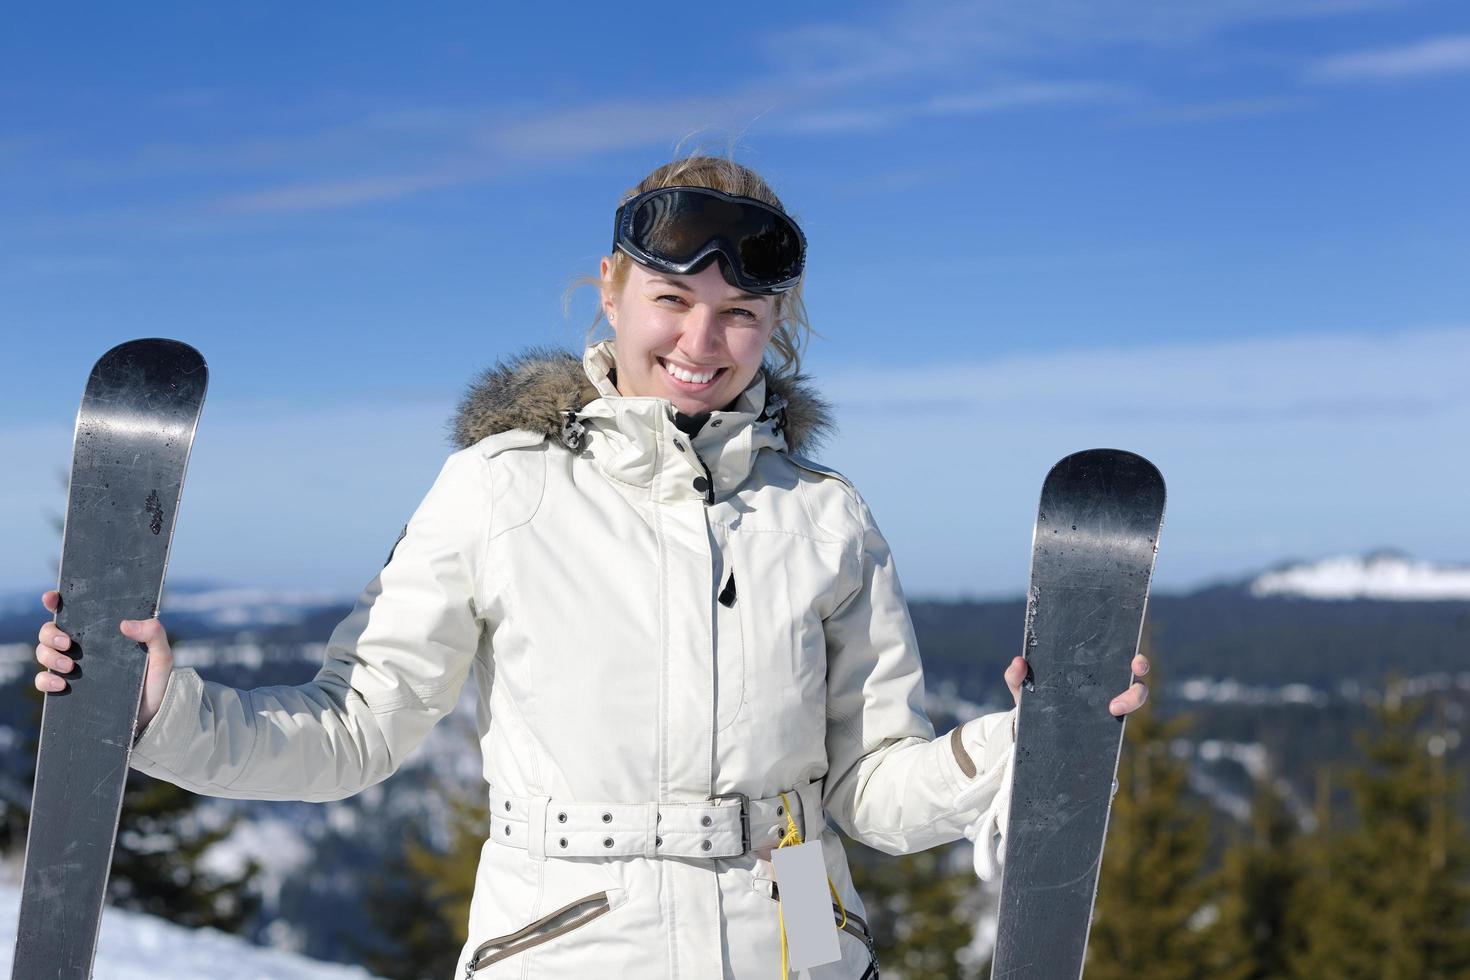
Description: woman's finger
xmin=1004 ymin=656 xmax=1027 ymax=705
xmin=41 ymin=590 xmax=60 ymax=613
xmin=1109 ymin=682 xmax=1149 ymax=716
xmin=120 ymin=618 xmax=171 ymax=659
xmin=34 ymin=642 xmax=74 ymax=674
xmin=38 ymin=623 xmax=70 ymax=651
xmin=1133 ymin=653 xmax=1150 ymax=677
xmin=35 ymin=670 xmax=66 ymax=693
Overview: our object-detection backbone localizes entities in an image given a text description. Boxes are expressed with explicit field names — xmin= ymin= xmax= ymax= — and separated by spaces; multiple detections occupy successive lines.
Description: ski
xmin=990 ymin=448 xmax=1166 ymax=980
xmin=12 ymin=339 xmax=208 ymax=980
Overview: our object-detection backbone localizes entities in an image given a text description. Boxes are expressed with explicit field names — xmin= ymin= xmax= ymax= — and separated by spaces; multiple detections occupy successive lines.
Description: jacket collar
xmin=450 ymin=340 xmax=834 ymax=499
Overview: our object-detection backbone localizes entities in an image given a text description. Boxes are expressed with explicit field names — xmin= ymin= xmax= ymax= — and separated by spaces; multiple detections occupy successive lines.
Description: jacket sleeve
xmin=821 ymin=489 xmax=1016 ymax=855
xmin=128 ymin=450 xmax=489 ymax=803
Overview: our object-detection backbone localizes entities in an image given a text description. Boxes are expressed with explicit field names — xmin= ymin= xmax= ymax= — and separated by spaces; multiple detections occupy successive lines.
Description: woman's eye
xmin=657 ymin=294 xmax=684 ymax=304
xmin=728 ymin=308 xmax=757 ymax=319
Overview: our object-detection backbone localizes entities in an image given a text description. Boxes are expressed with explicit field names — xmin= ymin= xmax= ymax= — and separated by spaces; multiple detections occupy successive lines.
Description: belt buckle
xmin=708 ymin=791 xmax=751 ymax=856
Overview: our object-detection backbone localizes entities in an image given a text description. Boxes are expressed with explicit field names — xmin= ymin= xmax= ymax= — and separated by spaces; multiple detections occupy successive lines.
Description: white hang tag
xmin=771 ymin=840 xmax=841 ymax=970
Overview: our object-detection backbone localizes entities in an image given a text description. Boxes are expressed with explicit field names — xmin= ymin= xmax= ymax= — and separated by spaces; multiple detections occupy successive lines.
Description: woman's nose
xmin=679 ymin=305 xmax=722 ymax=353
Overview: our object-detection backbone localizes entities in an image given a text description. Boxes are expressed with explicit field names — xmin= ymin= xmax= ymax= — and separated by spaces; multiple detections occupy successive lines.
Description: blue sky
xmin=2 ymin=1 xmax=1468 ymax=597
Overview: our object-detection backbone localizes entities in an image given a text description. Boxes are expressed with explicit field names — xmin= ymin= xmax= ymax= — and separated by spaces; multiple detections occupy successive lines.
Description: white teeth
xmin=662 ymin=359 xmax=717 ymax=384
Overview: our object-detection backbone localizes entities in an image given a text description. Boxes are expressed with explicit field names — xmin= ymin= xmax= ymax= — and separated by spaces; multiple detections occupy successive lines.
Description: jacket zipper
xmin=695 ymin=452 xmax=715 ymax=505
xmin=464 ymin=891 xmax=612 ymax=976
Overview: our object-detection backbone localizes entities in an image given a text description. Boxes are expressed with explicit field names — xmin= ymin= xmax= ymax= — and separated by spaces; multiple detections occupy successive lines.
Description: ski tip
xmin=99 ymin=337 xmax=206 ymax=363
xmin=1046 ymin=448 xmax=1164 ymax=490
xmin=90 ymin=338 xmax=209 ymax=387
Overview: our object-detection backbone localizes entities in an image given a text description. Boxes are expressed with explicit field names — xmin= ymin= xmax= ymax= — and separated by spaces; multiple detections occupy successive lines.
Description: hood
xmin=448 ymin=343 xmax=835 ymax=455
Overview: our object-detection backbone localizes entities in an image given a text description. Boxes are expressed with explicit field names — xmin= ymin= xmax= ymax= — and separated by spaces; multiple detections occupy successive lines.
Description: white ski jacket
xmin=130 ymin=340 xmax=1017 ymax=978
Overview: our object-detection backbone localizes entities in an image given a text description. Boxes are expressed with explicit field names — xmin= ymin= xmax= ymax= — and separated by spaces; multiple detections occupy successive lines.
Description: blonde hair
xmin=568 ymin=153 xmax=817 ymax=377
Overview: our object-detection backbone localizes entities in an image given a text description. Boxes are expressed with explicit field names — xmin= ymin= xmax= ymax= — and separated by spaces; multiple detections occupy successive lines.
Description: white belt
xmin=487 ymin=780 xmax=823 ymax=860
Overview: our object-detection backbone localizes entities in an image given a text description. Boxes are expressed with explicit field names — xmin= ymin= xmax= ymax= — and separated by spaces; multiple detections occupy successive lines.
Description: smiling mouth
xmin=659 ymin=357 xmax=725 ymax=388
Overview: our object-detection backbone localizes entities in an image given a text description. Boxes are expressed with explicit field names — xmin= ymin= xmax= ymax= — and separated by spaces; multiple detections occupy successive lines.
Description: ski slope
xmin=0 ymin=879 xmax=382 ymax=979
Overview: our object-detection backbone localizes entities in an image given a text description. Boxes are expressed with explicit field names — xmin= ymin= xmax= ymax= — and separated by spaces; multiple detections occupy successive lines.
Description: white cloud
xmin=0 ymin=394 xmax=457 ymax=595
xmin=1308 ymin=33 xmax=1470 ymax=81
xmin=6 ymin=327 xmax=1465 ymax=598
xmin=767 ymin=0 xmax=1406 ymax=84
xmin=810 ymin=325 xmax=1470 ymax=596
xmin=213 ymin=170 xmax=474 ymax=214
xmin=821 ymin=326 xmax=1469 ymax=421
xmin=33 ymin=1 xmax=1409 ymax=217
xmin=1114 ymin=96 xmax=1309 ymax=127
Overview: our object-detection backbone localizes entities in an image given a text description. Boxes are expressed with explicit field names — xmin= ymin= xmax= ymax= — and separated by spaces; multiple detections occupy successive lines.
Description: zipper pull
xmin=719 ymin=568 xmax=737 ymax=607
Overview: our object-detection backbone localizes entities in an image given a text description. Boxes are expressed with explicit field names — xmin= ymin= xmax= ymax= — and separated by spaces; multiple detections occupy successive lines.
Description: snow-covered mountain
xmin=0 ymin=876 xmax=383 ymax=979
xmin=1249 ymin=551 xmax=1470 ymax=601
xmin=0 ymin=579 xmax=356 ymax=640
xmin=154 ymin=582 xmax=355 ymax=628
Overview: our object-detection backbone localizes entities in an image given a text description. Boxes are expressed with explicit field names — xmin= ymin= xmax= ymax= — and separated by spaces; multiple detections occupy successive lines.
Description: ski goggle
xmin=612 ymin=186 xmax=806 ymax=295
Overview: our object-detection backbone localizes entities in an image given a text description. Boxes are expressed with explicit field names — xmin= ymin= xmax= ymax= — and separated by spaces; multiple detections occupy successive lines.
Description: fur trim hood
xmin=448 ymin=344 xmax=835 ymax=455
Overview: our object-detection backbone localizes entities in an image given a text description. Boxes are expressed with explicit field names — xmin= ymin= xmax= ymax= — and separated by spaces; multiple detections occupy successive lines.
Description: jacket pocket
xmin=753 ymin=877 xmax=880 ymax=979
xmin=715 ymin=555 xmax=746 ymax=732
xmin=836 ymin=906 xmax=880 ymax=980
xmin=463 ymin=889 xmax=619 ymax=976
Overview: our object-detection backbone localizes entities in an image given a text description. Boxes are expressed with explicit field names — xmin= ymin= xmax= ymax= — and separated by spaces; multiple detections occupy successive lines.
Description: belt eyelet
xmin=701 ymin=841 xmax=712 ymax=852
xmin=603 ymin=837 xmax=614 ymax=848
xmin=559 ymin=838 xmax=568 ymax=848
xmin=700 ymin=815 xmax=712 ymax=827
xmin=602 ymin=812 xmax=613 ymax=823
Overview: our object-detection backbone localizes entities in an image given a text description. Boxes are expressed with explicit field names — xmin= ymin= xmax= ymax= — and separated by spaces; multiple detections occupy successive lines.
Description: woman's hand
xmin=1004 ymin=653 xmax=1150 ymax=716
xmin=33 ymin=590 xmax=176 ymax=734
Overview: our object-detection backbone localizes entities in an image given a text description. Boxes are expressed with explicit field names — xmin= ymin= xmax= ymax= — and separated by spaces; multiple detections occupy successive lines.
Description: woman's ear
xmin=599 ymin=256 xmax=617 ymax=324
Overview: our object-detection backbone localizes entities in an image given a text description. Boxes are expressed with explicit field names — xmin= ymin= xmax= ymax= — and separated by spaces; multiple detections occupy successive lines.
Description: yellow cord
xmin=774 ymin=792 xmax=846 ymax=978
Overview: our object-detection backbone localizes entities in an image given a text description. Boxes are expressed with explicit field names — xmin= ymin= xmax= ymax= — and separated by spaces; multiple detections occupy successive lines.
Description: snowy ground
xmin=0 ymin=878 xmax=383 ymax=979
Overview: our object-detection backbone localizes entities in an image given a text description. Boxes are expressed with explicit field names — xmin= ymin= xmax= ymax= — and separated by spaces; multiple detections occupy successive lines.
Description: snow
xmin=157 ymin=583 xmax=354 ymax=628
xmin=196 ymin=811 xmax=313 ymax=909
xmin=0 ymin=581 xmax=353 ymax=628
xmin=1249 ymin=552 xmax=1470 ymax=600
xmin=0 ymin=878 xmax=383 ymax=979
xmin=0 ymin=645 xmax=31 ymax=685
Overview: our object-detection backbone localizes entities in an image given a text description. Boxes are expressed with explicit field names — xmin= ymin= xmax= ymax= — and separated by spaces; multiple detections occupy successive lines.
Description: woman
xmin=33 ymin=155 xmax=1149 ymax=978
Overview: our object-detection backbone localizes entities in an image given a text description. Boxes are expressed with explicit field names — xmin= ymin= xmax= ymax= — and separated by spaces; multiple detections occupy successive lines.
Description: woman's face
xmin=600 ymin=256 xmax=777 ymax=415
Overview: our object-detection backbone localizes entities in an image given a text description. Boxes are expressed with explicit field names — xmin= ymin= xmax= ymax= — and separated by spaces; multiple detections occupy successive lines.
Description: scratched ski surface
xmin=990 ymin=449 xmax=1165 ymax=980
xmin=12 ymin=339 xmax=207 ymax=980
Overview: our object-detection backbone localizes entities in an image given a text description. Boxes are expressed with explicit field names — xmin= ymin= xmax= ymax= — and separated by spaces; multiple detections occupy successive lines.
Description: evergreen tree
xmin=1288 ymin=690 xmax=1470 ymax=979
xmin=109 ymin=771 xmax=262 ymax=932
xmin=0 ymin=685 xmax=41 ymax=856
xmin=108 ymin=630 xmax=261 ymax=932
xmin=353 ymin=767 xmax=485 ymax=978
xmin=846 ymin=840 xmax=982 ymax=980
xmin=1087 ymin=677 xmax=1215 ymax=980
xmin=1205 ymin=775 xmax=1306 ymax=979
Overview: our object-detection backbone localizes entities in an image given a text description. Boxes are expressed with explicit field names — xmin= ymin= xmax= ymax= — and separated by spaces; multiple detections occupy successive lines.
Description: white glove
xmin=952 ymin=710 xmax=1018 ymax=882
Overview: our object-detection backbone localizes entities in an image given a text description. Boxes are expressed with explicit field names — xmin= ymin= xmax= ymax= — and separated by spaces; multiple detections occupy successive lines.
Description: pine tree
xmin=1288 ymin=689 xmax=1470 ymax=979
xmin=846 ymin=840 xmax=982 ymax=980
xmin=0 ymin=685 xmax=42 ymax=855
xmin=108 ymin=771 xmax=262 ymax=932
xmin=1205 ymin=775 xmax=1306 ymax=979
xmin=108 ymin=628 xmax=261 ymax=932
xmin=1086 ymin=679 xmax=1214 ymax=980
xmin=353 ymin=764 xmax=485 ymax=978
